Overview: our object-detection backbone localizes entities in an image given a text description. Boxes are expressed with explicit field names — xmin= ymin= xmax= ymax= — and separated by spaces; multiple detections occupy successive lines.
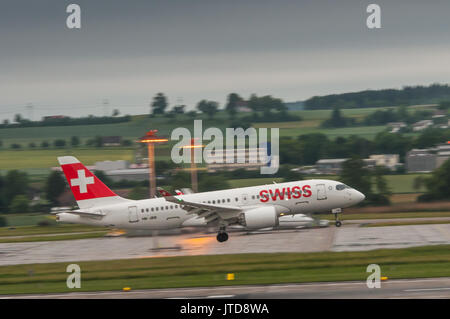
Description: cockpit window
xmin=336 ymin=184 xmax=351 ymax=190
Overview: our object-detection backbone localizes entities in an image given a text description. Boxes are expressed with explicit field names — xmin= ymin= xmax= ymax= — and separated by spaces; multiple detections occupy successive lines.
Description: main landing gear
xmin=332 ymin=208 xmax=342 ymax=227
xmin=216 ymin=225 xmax=229 ymax=242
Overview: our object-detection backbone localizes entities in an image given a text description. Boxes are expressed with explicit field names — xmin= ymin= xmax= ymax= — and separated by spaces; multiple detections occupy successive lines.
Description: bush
xmin=0 ymin=216 xmax=7 ymax=227
xmin=8 ymin=195 xmax=30 ymax=213
xmin=37 ymin=220 xmax=52 ymax=227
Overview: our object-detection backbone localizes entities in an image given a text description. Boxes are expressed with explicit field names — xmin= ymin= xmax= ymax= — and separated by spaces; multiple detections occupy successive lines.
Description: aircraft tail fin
xmin=57 ymin=156 xmax=130 ymax=209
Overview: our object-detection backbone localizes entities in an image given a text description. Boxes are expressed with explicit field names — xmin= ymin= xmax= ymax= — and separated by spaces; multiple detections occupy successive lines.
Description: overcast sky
xmin=1 ymin=0 xmax=449 ymax=120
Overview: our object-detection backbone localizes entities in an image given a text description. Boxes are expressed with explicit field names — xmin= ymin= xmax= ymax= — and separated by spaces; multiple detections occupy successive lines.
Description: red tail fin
xmin=58 ymin=156 xmax=128 ymax=208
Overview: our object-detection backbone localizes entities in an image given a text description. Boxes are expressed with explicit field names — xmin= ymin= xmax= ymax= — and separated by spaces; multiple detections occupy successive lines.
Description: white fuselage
xmin=57 ymin=179 xmax=364 ymax=230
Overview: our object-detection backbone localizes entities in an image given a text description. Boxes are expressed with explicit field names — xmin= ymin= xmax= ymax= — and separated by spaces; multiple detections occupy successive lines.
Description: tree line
xmin=280 ymin=128 xmax=450 ymax=166
xmin=150 ymin=92 xmax=301 ymax=123
xmin=305 ymin=83 xmax=450 ymax=109
xmin=1 ymin=114 xmax=130 ymax=129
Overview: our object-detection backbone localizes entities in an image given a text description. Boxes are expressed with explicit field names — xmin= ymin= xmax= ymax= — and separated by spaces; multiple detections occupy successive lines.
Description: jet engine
xmin=239 ymin=206 xmax=278 ymax=229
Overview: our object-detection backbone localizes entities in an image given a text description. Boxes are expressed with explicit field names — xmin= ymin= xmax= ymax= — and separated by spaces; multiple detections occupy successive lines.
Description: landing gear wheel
xmin=216 ymin=232 xmax=229 ymax=242
xmin=335 ymin=221 xmax=342 ymax=227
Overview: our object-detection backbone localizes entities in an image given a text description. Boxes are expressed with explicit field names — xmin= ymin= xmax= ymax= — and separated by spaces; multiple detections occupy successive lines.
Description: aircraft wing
xmin=164 ymin=196 xmax=242 ymax=224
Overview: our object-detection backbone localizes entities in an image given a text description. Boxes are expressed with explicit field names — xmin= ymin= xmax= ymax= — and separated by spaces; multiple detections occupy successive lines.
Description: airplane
xmin=55 ymin=156 xmax=365 ymax=242
xmin=156 ymin=187 xmax=323 ymax=230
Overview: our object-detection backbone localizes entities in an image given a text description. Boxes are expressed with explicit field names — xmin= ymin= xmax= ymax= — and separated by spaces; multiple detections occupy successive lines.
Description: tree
xmin=4 ymin=170 xmax=28 ymax=210
xmin=45 ymin=171 xmax=67 ymax=205
xmin=9 ymin=195 xmax=30 ymax=214
xmin=70 ymin=136 xmax=80 ymax=147
xmin=151 ymin=93 xmax=168 ymax=115
xmin=373 ymin=166 xmax=391 ymax=197
xmin=14 ymin=114 xmax=23 ymax=123
xmin=128 ymin=186 xmax=148 ymax=200
xmin=340 ymin=158 xmax=372 ymax=198
xmin=321 ymin=107 xmax=354 ymax=128
xmin=41 ymin=141 xmax=50 ymax=148
xmin=0 ymin=174 xmax=6 ymax=213
xmin=172 ymin=105 xmax=186 ymax=114
xmin=187 ymin=110 xmax=197 ymax=119
xmin=198 ymin=174 xmax=230 ymax=192
xmin=197 ymin=100 xmax=219 ymax=120
xmin=413 ymin=175 xmax=426 ymax=192
xmin=225 ymin=93 xmax=242 ymax=120
xmin=54 ymin=139 xmax=66 ymax=148
xmin=93 ymin=171 xmax=113 ymax=188
xmin=418 ymin=159 xmax=450 ymax=202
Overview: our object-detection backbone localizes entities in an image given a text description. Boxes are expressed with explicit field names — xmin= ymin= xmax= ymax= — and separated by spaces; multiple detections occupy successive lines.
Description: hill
xmin=304 ymin=83 xmax=450 ymax=109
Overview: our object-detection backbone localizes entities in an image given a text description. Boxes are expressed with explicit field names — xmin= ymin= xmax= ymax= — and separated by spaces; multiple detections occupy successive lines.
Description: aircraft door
xmin=316 ymin=184 xmax=327 ymax=200
xmin=128 ymin=206 xmax=139 ymax=223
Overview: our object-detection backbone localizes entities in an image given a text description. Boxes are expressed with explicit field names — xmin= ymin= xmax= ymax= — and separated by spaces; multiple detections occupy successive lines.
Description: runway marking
xmin=206 ymin=295 xmax=235 ymax=298
xmin=404 ymin=287 xmax=450 ymax=292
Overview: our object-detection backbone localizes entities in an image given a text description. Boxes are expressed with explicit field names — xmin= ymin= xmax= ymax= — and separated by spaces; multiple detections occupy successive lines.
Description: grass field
xmin=0 ymin=223 xmax=105 ymax=237
xmin=0 ymin=244 xmax=449 ymax=295
xmin=319 ymin=211 xmax=450 ymax=221
xmin=363 ymin=220 xmax=450 ymax=227
xmin=0 ymin=147 xmax=135 ymax=170
xmin=0 ymin=108 xmax=396 ymax=148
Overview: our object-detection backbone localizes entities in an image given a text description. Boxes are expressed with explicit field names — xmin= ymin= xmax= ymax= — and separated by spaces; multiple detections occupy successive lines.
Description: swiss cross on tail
xmin=58 ymin=156 xmax=117 ymax=201
xmin=71 ymin=169 xmax=94 ymax=193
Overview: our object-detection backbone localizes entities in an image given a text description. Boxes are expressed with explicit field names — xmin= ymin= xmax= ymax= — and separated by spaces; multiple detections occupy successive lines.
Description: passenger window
xmin=155 ymin=207 xmax=159 ymax=211
xmin=227 ymin=198 xmax=230 ymax=202
xmin=151 ymin=208 xmax=154 ymax=212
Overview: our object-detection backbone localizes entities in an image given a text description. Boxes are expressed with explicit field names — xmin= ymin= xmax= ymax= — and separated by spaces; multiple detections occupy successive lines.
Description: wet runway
xmin=0 ymin=223 xmax=450 ymax=266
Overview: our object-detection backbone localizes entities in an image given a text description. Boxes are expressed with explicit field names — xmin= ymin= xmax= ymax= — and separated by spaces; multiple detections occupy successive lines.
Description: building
xmin=205 ymin=148 xmax=268 ymax=172
xmin=406 ymin=149 xmax=437 ymax=172
xmin=367 ymin=154 xmax=400 ymax=170
xmin=95 ymin=160 xmax=129 ymax=171
xmin=436 ymin=143 xmax=450 ymax=168
xmin=315 ymin=154 xmax=401 ymax=174
xmin=101 ymin=136 xmax=122 ymax=146
xmin=315 ymin=159 xmax=349 ymax=174
xmin=412 ymin=120 xmax=433 ymax=132
xmin=94 ymin=160 xmax=149 ymax=181
xmin=387 ymin=122 xmax=407 ymax=133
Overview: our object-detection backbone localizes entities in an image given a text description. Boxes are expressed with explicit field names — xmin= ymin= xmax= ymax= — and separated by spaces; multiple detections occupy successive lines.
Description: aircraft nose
xmin=354 ymin=190 xmax=365 ymax=203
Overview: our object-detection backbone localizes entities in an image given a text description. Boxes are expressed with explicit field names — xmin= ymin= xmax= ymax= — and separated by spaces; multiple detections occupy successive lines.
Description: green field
xmin=363 ymin=220 xmax=450 ymax=227
xmin=0 ymin=223 xmax=105 ymax=237
xmin=0 ymin=245 xmax=449 ymax=295
xmin=0 ymin=108 xmax=395 ymax=147
xmin=319 ymin=211 xmax=450 ymax=221
xmin=0 ymin=147 xmax=135 ymax=170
